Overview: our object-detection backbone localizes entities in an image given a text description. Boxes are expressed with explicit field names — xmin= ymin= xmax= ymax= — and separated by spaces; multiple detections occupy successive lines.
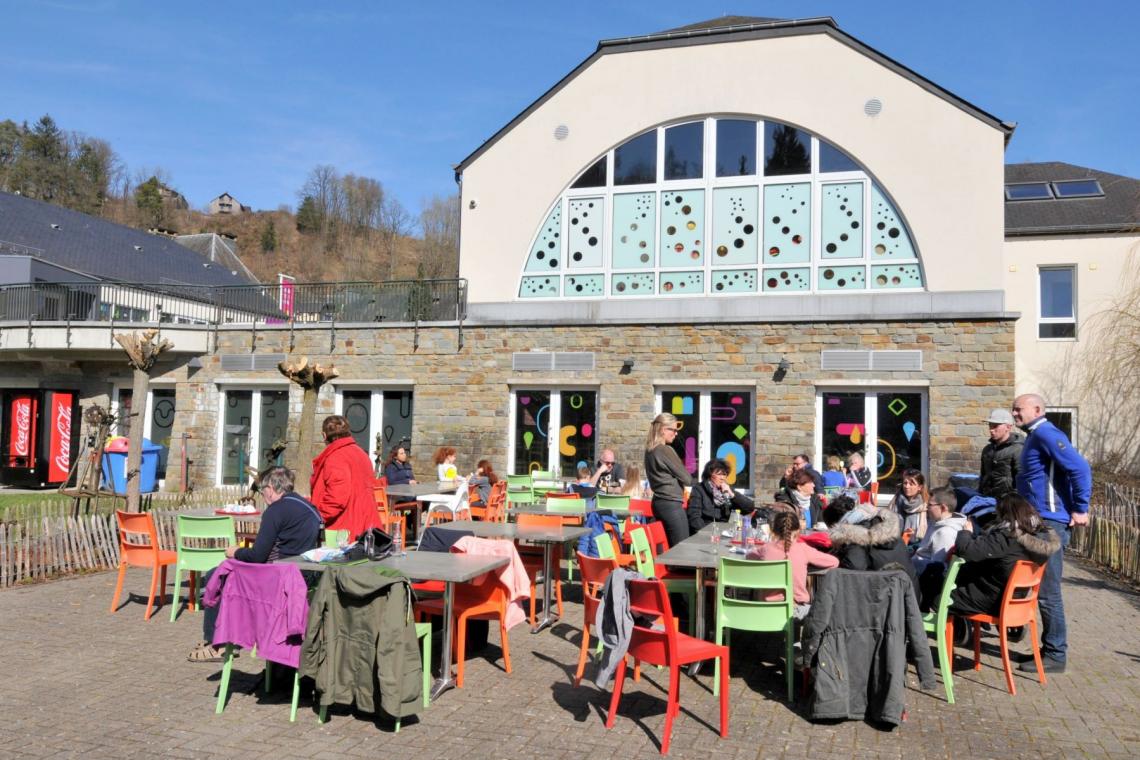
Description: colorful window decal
xmin=559 ymin=392 xmax=597 ymax=475
xmin=712 ymin=186 xmax=758 ymax=266
xmin=520 ymin=275 xmax=560 ymax=298
xmin=567 ymin=197 xmax=604 ymax=268
xmin=871 ymin=264 xmax=923 ymax=289
xmin=711 ymin=390 xmax=751 ymax=490
xmin=663 ymin=391 xmax=701 ymax=476
xmin=821 ymin=182 xmax=863 ymax=259
xmin=612 ymin=272 xmax=655 ymax=295
xmin=526 ymin=203 xmax=561 ymax=272
xmin=513 ymin=390 xmax=597 ymax=476
xmin=763 ymin=183 xmax=810 ymax=264
xmin=763 ymin=267 xmax=810 ymax=292
xmin=818 ymin=265 xmax=866 ymax=291
xmin=659 ymin=270 xmax=703 ymax=294
xmin=711 ymin=269 xmax=757 ymax=293
xmin=870 ymin=184 xmax=916 ymax=259
xmin=513 ymin=390 xmax=551 ymax=475
xmin=564 ymin=274 xmax=604 ymax=297
xmin=612 ymin=192 xmax=656 ymax=269
xmin=660 ymin=190 xmax=705 ymax=267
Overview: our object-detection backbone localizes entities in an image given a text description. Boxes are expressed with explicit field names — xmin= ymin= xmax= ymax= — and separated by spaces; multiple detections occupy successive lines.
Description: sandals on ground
xmin=187 ymin=641 xmax=229 ymax=663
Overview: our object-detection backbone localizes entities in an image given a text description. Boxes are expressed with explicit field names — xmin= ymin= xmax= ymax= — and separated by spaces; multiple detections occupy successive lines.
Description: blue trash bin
xmin=102 ymin=438 xmax=164 ymax=494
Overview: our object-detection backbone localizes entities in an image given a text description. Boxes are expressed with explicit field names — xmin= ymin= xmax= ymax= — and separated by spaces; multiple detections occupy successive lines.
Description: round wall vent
xmin=864 ymin=98 xmax=883 ymax=117
xmin=553 ymin=124 xmax=570 ymax=140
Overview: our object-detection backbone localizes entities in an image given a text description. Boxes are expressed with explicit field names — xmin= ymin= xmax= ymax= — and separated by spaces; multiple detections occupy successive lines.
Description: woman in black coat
xmin=950 ymin=494 xmax=1061 ymax=616
xmin=827 ymin=502 xmax=920 ymax=600
xmin=686 ymin=458 xmax=755 ymax=533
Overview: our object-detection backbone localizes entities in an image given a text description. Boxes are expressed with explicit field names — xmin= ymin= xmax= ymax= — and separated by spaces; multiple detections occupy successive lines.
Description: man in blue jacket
xmin=1012 ymin=393 xmax=1092 ymax=674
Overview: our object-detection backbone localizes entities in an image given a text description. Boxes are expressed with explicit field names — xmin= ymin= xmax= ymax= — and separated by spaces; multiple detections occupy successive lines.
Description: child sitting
xmin=747 ymin=510 xmax=839 ymax=619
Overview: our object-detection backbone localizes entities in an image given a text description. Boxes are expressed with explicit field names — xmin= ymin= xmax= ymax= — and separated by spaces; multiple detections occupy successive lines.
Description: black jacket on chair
xmin=686 ymin=480 xmax=754 ymax=533
xmin=802 ymin=568 xmax=935 ymax=725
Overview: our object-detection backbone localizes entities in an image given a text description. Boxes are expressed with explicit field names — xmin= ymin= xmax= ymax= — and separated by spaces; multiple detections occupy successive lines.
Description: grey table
xmin=279 ymin=550 xmax=507 ymax=699
xmin=386 ymin=482 xmax=458 ymax=538
xmin=445 ymin=520 xmax=591 ymax=634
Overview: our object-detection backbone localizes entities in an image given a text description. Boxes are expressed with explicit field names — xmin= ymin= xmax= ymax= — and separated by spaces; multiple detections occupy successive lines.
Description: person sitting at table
xmin=775 ymin=469 xmax=824 ymax=529
xmin=188 ymin=466 xmax=322 ymax=662
xmin=311 ymin=415 xmax=378 ymax=540
xmin=569 ymin=464 xmax=598 ymax=502
xmin=845 ymin=451 xmax=873 ymax=490
xmin=432 ymin=445 xmax=459 ymax=482
xmin=383 ymin=445 xmax=417 ymax=485
xmin=468 ymin=459 xmax=499 ymax=505
xmin=890 ymin=468 xmax=929 ymax=543
xmin=911 ymin=487 xmax=968 ymax=610
xmin=747 ymin=509 xmax=839 ymax=619
xmin=687 ymin=458 xmax=755 ymax=534
xmin=825 ymin=493 xmax=920 ymax=601
xmin=821 ymin=456 xmax=847 ymax=490
xmin=590 ymin=449 xmax=626 ymax=494
xmin=618 ymin=464 xmax=649 ymax=499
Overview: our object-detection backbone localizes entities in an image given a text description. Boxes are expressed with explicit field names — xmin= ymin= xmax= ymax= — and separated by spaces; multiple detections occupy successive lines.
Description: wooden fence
xmin=0 ymin=488 xmax=246 ymax=588
xmin=1071 ymin=482 xmax=1140 ymax=584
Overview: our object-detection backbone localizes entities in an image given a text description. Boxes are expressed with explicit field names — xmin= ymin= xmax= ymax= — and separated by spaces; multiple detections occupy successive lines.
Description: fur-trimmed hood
xmin=1003 ymin=522 xmax=1062 ymax=562
xmin=829 ymin=507 xmax=901 ymax=548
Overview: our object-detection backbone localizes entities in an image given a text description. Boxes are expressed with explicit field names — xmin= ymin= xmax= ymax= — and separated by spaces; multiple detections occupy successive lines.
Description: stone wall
xmin=166 ymin=317 xmax=1014 ymax=496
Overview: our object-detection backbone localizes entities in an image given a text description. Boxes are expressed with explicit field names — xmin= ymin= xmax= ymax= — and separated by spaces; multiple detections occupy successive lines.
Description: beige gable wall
xmin=459 ymin=33 xmax=1007 ymax=302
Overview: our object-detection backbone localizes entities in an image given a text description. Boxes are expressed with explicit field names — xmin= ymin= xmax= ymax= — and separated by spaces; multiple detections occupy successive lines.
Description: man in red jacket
xmin=310 ymin=415 xmax=378 ymax=539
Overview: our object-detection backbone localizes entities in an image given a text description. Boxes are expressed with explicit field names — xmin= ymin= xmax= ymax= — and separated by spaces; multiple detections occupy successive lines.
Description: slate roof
xmin=1005 ymin=162 xmax=1140 ymax=236
xmin=0 ymin=191 xmax=259 ymax=286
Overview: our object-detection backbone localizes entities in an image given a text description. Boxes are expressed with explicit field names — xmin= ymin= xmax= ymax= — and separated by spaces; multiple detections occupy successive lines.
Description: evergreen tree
xmin=134 ymin=175 xmax=165 ymax=227
xmin=260 ymin=219 xmax=277 ymax=252
xmin=295 ymin=195 xmax=321 ymax=233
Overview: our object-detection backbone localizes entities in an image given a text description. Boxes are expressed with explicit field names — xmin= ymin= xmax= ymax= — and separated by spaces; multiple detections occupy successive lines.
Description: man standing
xmin=591 ymin=448 xmax=626 ymax=494
xmin=979 ymin=409 xmax=1023 ymax=498
xmin=1012 ymin=393 xmax=1092 ymax=674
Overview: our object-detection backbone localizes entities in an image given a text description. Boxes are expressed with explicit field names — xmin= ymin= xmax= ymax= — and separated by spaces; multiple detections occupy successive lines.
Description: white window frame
xmin=1045 ymin=406 xmax=1079 ymax=448
xmin=332 ymin=385 xmax=414 ymax=462
xmin=653 ymin=386 xmax=756 ymax=491
xmin=813 ymin=386 xmax=929 ymax=500
xmin=507 ymin=386 xmax=598 ymax=476
xmin=214 ymin=385 xmax=289 ymax=486
xmin=1037 ymin=265 xmax=1077 ymax=341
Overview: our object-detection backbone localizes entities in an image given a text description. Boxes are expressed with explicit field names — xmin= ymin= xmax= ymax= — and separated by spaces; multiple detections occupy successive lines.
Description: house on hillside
xmin=208 ymin=192 xmax=251 ymax=215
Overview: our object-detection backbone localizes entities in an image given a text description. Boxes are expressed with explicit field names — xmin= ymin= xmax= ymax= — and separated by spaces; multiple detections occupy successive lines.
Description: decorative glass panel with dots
xmin=566 ymin=197 xmax=604 ymax=268
xmin=870 ymin=185 xmax=916 ymax=259
xmin=520 ymin=275 xmax=560 ymax=298
xmin=564 ymin=274 xmax=604 ymax=297
xmin=818 ymin=265 xmax=866 ymax=290
xmin=712 ymin=187 xmax=758 ymax=266
xmin=763 ymin=183 xmax=810 ymax=264
xmin=526 ymin=203 xmax=561 ymax=272
xmin=871 ymin=264 xmax=923 ymax=289
xmin=660 ymin=190 xmax=705 ymax=267
xmin=821 ymin=182 xmax=863 ymax=259
xmin=711 ymin=269 xmax=757 ymax=293
xmin=611 ymin=192 xmax=656 ymax=269
xmin=612 ymin=272 xmax=655 ymax=296
xmin=763 ymin=268 xmax=810 ymax=291
xmin=659 ymin=270 xmax=704 ymax=295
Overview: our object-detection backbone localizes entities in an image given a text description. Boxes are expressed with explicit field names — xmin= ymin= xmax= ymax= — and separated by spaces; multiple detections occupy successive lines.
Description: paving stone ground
xmin=1 ymin=554 xmax=1138 ymax=759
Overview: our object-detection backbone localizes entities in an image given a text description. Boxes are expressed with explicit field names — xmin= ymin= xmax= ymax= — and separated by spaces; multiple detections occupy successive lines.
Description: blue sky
xmin=2 ymin=1 xmax=1137 ymax=218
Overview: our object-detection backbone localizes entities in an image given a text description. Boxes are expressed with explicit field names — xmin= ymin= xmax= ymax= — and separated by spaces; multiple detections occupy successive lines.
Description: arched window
xmin=519 ymin=116 xmax=923 ymax=299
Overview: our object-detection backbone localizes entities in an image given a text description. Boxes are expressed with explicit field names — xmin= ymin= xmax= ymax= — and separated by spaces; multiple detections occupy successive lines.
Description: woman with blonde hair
xmin=619 ymin=464 xmax=648 ymax=499
xmin=643 ymin=412 xmax=692 ymax=547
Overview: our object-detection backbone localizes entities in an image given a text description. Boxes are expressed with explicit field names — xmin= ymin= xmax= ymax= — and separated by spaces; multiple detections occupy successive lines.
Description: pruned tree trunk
xmin=278 ymin=356 xmax=338 ymax=495
xmin=113 ymin=328 xmax=173 ymax=512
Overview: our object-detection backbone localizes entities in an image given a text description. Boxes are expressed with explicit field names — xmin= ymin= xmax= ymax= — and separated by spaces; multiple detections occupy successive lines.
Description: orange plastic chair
xmin=483 ymin=481 xmax=508 ymax=523
xmin=605 ymin=579 xmax=729 ymax=755
xmin=628 ymin=498 xmax=653 ymax=518
xmin=372 ymin=481 xmax=406 ymax=546
xmin=517 ymin=513 xmax=564 ymax=625
xmin=110 ymin=510 xmax=177 ymax=621
xmin=574 ymin=551 xmax=619 ymax=686
xmin=603 ymin=522 xmax=636 ymax=567
xmin=414 ymin=541 xmax=516 ymax=688
xmin=959 ymin=559 xmax=1048 ymax=696
xmin=639 ymin=521 xmax=697 ymax=583
xmin=546 ymin=491 xmax=577 ymax=499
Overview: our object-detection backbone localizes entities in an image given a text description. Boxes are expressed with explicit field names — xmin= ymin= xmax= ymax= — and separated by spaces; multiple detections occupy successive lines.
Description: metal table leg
xmin=430 ymin=582 xmax=456 ymax=699
xmin=530 ymin=541 xmax=558 ymax=633
xmin=688 ymin=566 xmax=706 ymax=676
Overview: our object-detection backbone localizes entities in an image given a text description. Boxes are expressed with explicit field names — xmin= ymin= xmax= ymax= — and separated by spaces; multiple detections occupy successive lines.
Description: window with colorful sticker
xmin=659 ymin=389 xmax=753 ymax=490
xmin=818 ymin=389 xmax=926 ymax=496
xmin=511 ymin=389 xmax=597 ymax=477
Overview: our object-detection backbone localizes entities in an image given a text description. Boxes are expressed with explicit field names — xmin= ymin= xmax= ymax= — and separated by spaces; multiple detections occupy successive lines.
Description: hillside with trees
xmin=0 ymin=114 xmax=458 ymax=284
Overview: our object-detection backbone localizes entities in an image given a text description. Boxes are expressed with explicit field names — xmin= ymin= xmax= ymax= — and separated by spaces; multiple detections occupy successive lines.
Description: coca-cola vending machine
xmin=1 ymin=389 xmax=79 ymax=488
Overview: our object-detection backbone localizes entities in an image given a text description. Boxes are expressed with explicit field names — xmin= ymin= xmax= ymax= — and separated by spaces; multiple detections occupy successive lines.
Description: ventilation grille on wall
xmin=219 ymin=353 xmax=287 ymax=371
xmin=512 ymin=351 xmax=596 ymax=372
xmin=821 ymin=350 xmax=922 ymax=372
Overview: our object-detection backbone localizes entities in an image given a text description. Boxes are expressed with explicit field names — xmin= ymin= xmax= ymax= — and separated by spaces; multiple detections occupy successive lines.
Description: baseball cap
xmin=986 ymin=409 xmax=1014 ymax=425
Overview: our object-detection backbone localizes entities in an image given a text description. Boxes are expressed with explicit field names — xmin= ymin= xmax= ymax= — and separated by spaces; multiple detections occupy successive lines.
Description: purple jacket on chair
xmin=203 ymin=559 xmax=309 ymax=668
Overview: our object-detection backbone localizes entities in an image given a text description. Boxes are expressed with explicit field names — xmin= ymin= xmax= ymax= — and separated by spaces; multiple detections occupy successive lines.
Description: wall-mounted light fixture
xmin=620 ymin=358 xmax=635 ymax=375
xmin=773 ymin=356 xmax=790 ymax=382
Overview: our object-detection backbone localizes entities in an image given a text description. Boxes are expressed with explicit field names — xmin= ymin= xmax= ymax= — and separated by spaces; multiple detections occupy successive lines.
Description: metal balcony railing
xmin=0 ymin=279 xmax=468 ymax=326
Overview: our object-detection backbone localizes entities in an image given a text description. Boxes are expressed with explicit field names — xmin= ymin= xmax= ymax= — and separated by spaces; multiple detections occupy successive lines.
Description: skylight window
xmin=1052 ymin=179 xmax=1103 ymax=198
xmin=1005 ymin=183 xmax=1053 ymax=201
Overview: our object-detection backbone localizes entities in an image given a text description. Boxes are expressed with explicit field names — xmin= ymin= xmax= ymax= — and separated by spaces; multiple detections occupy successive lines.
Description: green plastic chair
xmin=714 ymin=557 xmax=795 ymax=700
xmin=507 ymin=488 xmax=538 ymax=508
xmin=628 ymin=526 xmax=696 ymax=634
xmin=170 ymin=515 xmax=236 ymax=622
xmin=922 ymin=556 xmax=965 ymax=704
xmin=322 ymin=529 xmax=349 ymax=548
xmin=318 ymin=620 xmax=432 ymax=731
xmin=594 ymin=532 xmax=617 ymax=560
xmin=506 ymin=474 xmax=535 ymax=499
xmin=545 ymin=497 xmax=587 ymax=518
xmin=216 ymin=645 xmax=303 ymax=721
xmin=596 ymin=494 xmax=631 ymax=513
xmin=531 ymin=470 xmax=559 ymax=490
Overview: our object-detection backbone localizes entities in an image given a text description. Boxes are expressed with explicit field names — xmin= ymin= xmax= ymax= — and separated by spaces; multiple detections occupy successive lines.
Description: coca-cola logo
xmin=13 ymin=400 xmax=31 ymax=456
xmin=53 ymin=402 xmax=71 ymax=473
